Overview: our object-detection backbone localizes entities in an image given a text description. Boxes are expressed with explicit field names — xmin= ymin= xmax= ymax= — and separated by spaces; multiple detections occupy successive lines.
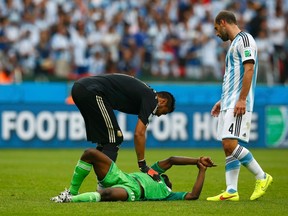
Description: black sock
xmin=102 ymin=144 xmax=119 ymax=162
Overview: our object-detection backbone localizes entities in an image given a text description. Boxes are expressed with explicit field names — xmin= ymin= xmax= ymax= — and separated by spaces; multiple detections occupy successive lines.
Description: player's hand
xmin=197 ymin=161 xmax=207 ymax=171
xmin=199 ymin=157 xmax=217 ymax=167
xmin=234 ymin=99 xmax=246 ymax=117
xmin=146 ymin=167 xmax=161 ymax=181
xmin=138 ymin=160 xmax=161 ymax=182
xmin=211 ymin=101 xmax=221 ymax=117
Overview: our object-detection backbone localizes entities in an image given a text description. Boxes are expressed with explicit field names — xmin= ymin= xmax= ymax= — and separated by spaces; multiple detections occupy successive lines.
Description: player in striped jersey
xmin=207 ymin=11 xmax=273 ymax=201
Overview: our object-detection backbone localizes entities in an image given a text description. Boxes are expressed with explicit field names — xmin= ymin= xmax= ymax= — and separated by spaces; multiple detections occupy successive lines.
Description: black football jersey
xmin=76 ymin=73 xmax=158 ymax=125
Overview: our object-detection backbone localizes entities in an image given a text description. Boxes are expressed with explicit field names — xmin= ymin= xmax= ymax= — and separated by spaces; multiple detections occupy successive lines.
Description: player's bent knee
xmin=81 ymin=148 xmax=98 ymax=161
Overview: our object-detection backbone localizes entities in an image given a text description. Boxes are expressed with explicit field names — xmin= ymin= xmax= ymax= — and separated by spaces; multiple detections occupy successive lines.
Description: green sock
xmin=69 ymin=160 xmax=92 ymax=195
xmin=71 ymin=192 xmax=101 ymax=202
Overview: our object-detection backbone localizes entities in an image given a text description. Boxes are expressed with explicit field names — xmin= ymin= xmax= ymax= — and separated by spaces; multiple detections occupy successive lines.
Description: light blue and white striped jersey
xmin=221 ymin=31 xmax=258 ymax=112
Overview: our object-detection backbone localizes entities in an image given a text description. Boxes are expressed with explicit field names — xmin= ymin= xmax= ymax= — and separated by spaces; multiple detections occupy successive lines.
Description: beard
xmin=218 ymin=29 xmax=229 ymax=41
xmin=219 ymin=33 xmax=229 ymax=41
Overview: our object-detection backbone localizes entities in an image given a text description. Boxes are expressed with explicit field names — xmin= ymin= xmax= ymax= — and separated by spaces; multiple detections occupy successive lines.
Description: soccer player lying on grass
xmin=51 ymin=148 xmax=216 ymax=203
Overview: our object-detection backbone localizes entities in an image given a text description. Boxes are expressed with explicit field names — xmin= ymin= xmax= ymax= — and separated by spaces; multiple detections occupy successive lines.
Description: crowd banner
xmin=1 ymin=83 xmax=287 ymax=148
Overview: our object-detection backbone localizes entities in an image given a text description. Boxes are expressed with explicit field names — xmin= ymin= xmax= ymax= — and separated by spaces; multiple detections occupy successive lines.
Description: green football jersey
xmin=129 ymin=162 xmax=187 ymax=201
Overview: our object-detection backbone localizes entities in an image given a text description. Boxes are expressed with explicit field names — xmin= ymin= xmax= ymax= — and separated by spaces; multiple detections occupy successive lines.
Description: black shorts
xmin=71 ymin=83 xmax=123 ymax=145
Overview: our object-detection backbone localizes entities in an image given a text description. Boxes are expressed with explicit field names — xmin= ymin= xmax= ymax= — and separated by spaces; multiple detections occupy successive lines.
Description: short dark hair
xmin=215 ymin=10 xmax=237 ymax=25
xmin=157 ymin=91 xmax=176 ymax=113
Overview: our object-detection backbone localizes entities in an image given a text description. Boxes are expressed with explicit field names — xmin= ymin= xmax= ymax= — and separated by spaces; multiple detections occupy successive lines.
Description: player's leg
xmin=99 ymin=188 xmax=128 ymax=201
xmin=222 ymin=138 xmax=240 ymax=194
xmin=52 ymin=187 xmax=128 ymax=203
xmin=80 ymin=148 xmax=112 ymax=181
xmin=208 ymin=110 xmax=273 ymax=201
xmin=93 ymin=95 xmax=123 ymax=162
xmin=207 ymin=110 xmax=240 ymax=201
xmin=67 ymin=85 xmax=101 ymax=194
xmin=218 ymin=111 xmax=241 ymax=196
xmin=68 ymin=158 xmax=93 ymax=195
xmin=50 ymin=155 xmax=94 ymax=201
xmin=231 ymin=143 xmax=273 ymax=200
xmin=68 ymin=148 xmax=113 ymax=195
xmin=227 ymin=111 xmax=273 ymax=200
xmin=224 ymin=111 xmax=265 ymax=178
xmin=92 ymin=102 xmax=121 ymax=190
xmin=207 ymin=138 xmax=240 ymax=201
xmin=70 ymin=192 xmax=101 ymax=202
xmin=62 ymin=149 xmax=117 ymax=203
xmin=73 ymin=86 xmax=123 ymax=162
xmin=51 ymin=148 xmax=112 ymax=200
xmin=221 ymin=110 xmax=258 ymax=196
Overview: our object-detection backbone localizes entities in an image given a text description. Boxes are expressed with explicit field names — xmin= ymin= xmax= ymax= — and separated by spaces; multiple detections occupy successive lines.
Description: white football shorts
xmin=217 ymin=109 xmax=252 ymax=143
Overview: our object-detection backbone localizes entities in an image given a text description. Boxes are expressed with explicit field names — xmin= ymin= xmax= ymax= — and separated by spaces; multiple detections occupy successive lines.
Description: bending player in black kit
xmin=71 ymin=73 xmax=175 ymax=180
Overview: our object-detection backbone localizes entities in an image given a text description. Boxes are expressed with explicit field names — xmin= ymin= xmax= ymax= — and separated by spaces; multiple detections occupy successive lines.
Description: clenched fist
xmin=199 ymin=157 xmax=216 ymax=167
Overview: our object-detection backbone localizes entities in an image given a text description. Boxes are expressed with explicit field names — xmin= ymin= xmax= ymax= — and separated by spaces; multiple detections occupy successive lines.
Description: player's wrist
xmin=138 ymin=159 xmax=146 ymax=166
xmin=199 ymin=157 xmax=205 ymax=164
xmin=138 ymin=159 xmax=149 ymax=172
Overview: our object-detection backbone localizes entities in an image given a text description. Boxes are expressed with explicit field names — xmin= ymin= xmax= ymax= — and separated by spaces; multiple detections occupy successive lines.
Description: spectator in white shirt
xmin=50 ymin=23 xmax=72 ymax=78
xmin=88 ymin=46 xmax=106 ymax=76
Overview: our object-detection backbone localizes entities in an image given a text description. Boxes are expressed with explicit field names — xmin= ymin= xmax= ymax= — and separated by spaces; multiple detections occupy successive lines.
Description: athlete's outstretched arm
xmin=157 ymin=156 xmax=215 ymax=200
xmin=184 ymin=162 xmax=207 ymax=200
xmin=157 ymin=156 xmax=215 ymax=170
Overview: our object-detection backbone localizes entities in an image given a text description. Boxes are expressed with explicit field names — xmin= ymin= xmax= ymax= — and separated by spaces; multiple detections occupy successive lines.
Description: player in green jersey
xmin=51 ymin=148 xmax=216 ymax=203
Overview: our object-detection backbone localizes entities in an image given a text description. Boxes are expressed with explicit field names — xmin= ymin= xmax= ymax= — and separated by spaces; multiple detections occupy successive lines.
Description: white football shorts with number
xmin=217 ymin=109 xmax=252 ymax=143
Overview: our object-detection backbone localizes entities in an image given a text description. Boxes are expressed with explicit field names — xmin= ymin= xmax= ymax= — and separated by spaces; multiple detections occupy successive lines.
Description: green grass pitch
xmin=0 ymin=148 xmax=287 ymax=216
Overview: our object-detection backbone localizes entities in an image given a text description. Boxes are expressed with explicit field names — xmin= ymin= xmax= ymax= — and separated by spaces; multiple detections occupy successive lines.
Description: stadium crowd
xmin=0 ymin=0 xmax=288 ymax=84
